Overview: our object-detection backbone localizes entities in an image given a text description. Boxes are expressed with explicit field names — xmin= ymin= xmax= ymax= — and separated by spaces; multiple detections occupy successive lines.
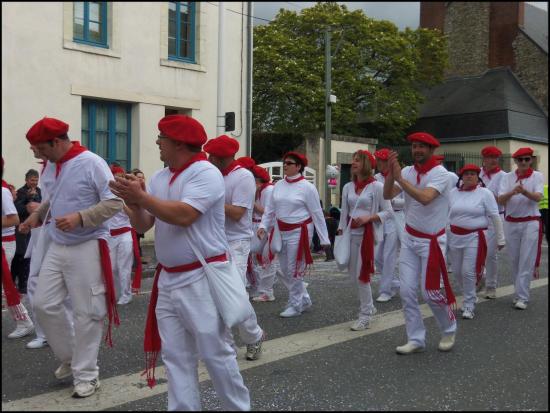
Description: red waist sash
xmin=2 ymin=235 xmax=16 ymax=242
xmin=347 ymin=215 xmax=375 ymax=284
xmin=450 ymin=225 xmax=488 ymax=285
xmin=505 ymin=215 xmax=543 ymax=279
xmin=277 ymin=217 xmax=313 ymax=278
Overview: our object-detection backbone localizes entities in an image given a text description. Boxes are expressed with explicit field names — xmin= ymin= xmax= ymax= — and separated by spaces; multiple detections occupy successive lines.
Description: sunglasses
xmin=283 ymin=161 xmax=297 ymax=166
xmin=516 ymin=157 xmax=531 ymax=162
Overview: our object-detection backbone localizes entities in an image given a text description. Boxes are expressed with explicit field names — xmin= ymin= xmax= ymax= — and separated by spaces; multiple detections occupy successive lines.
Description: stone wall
xmin=513 ymin=30 xmax=549 ymax=114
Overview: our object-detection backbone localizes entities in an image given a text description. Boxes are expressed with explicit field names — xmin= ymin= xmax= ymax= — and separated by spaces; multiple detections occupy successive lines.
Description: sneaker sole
xmin=72 ymin=382 xmax=100 ymax=398
xmin=396 ymin=347 xmax=425 ymax=355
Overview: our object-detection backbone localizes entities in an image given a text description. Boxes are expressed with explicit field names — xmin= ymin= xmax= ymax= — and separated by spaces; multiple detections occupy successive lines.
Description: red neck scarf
xmin=515 ymin=168 xmax=534 ymax=183
xmin=482 ymin=166 xmax=501 ymax=180
xmin=285 ymin=175 xmax=304 ymax=183
xmin=1 ymin=180 xmax=8 ymax=188
xmin=221 ymin=160 xmax=242 ymax=177
xmin=458 ymin=184 xmax=478 ymax=192
xmin=257 ymin=182 xmax=273 ymax=200
xmin=55 ymin=141 xmax=87 ymax=178
xmin=413 ymin=156 xmax=440 ymax=185
xmin=169 ymin=152 xmax=207 ymax=185
xmin=354 ymin=176 xmax=375 ymax=194
xmin=39 ymin=160 xmax=47 ymax=176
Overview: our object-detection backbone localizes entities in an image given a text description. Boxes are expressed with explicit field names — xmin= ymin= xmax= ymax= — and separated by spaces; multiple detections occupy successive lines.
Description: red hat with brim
xmin=26 ymin=117 xmax=69 ymax=145
xmin=252 ymin=165 xmax=270 ymax=182
xmin=481 ymin=146 xmax=502 ymax=157
xmin=203 ymin=135 xmax=240 ymax=158
xmin=283 ymin=152 xmax=308 ymax=167
xmin=158 ymin=115 xmax=207 ymax=147
xmin=374 ymin=148 xmax=390 ymax=160
xmin=458 ymin=164 xmax=481 ymax=175
xmin=512 ymin=147 xmax=534 ymax=158
xmin=407 ymin=132 xmax=440 ymax=147
xmin=237 ymin=156 xmax=256 ymax=170
xmin=361 ymin=150 xmax=376 ymax=169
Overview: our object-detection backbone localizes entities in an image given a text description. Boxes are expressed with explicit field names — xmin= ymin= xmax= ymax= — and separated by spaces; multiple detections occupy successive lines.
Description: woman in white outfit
xmin=258 ymin=152 xmax=330 ymax=318
xmin=448 ymin=164 xmax=505 ymax=319
xmin=337 ymin=150 xmax=392 ymax=331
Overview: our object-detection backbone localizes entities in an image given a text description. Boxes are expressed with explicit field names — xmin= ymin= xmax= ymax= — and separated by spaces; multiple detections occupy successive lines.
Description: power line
xmin=205 ymin=2 xmax=273 ymax=23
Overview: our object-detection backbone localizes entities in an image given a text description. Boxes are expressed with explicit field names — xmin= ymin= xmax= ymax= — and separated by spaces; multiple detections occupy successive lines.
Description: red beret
xmin=481 ymin=146 xmax=502 ymax=157
xmin=26 ymin=117 xmax=69 ymax=144
xmin=283 ymin=151 xmax=308 ymax=167
xmin=158 ymin=115 xmax=207 ymax=147
xmin=110 ymin=165 xmax=125 ymax=175
xmin=407 ymin=132 xmax=440 ymax=147
xmin=361 ymin=150 xmax=376 ymax=169
xmin=458 ymin=164 xmax=481 ymax=175
xmin=252 ymin=165 xmax=271 ymax=182
xmin=374 ymin=148 xmax=390 ymax=160
xmin=203 ymin=135 xmax=240 ymax=158
xmin=237 ymin=156 xmax=256 ymax=170
xmin=512 ymin=147 xmax=534 ymax=158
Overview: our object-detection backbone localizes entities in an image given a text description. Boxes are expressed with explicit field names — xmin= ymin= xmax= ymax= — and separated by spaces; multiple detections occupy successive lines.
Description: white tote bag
xmin=26 ymin=225 xmax=52 ymax=278
xmin=187 ymin=236 xmax=254 ymax=328
xmin=269 ymin=223 xmax=282 ymax=254
xmin=250 ymin=232 xmax=267 ymax=254
xmin=334 ymin=186 xmax=364 ymax=271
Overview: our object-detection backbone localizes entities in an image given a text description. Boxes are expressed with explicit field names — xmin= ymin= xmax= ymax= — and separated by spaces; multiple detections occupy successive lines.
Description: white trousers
xmin=108 ymin=232 xmax=134 ymax=302
xmin=251 ymin=253 xmax=279 ymax=296
xmin=349 ymin=234 xmax=376 ymax=321
xmin=228 ymin=239 xmax=263 ymax=344
xmin=374 ymin=230 xmax=400 ymax=297
xmin=277 ymin=226 xmax=313 ymax=312
xmin=448 ymin=247 xmax=478 ymax=311
xmin=484 ymin=217 xmax=502 ymax=289
xmin=3 ymin=240 xmax=31 ymax=322
xmin=399 ymin=233 xmax=457 ymax=347
xmin=34 ymin=239 xmax=106 ymax=385
xmin=504 ymin=220 xmax=539 ymax=302
xmin=156 ymin=275 xmax=250 ymax=411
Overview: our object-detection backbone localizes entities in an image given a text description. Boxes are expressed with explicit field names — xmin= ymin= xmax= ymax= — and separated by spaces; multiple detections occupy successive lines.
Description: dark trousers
xmin=10 ymin=254 xmax=30 ymax=294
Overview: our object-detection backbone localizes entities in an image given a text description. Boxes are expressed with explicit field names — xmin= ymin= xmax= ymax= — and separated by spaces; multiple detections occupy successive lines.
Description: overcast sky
xmin=253 ymin=2 xmax=548 ymax=30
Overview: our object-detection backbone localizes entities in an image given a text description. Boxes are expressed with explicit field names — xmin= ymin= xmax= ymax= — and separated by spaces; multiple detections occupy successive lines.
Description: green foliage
xmin=253 ymin=2 xmax=448 ymax=145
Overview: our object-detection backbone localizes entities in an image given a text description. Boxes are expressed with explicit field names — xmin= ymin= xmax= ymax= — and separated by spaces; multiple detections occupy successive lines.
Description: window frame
xmin=73 ymin=2 xmax=108 ymax=48
xmin=168 ymin=2 xmax=196 ymax=63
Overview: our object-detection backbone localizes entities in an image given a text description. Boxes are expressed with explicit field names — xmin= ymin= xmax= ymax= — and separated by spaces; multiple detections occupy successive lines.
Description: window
xmin=82 ymin=100 xmax=131 ymax=170
xmin=73 ymin=2 xmax=108 ymax=47
xmin=168 ymin=2 xmax=196 ymax=62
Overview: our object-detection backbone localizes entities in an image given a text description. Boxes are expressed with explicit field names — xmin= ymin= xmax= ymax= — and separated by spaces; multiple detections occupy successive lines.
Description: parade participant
xmin=497 ymin=147 xmax=544 ymax=310
xmin=203 ymin=135 xmax=265 ymax=361
xmin=374 ymin=148 xmax=403 ymax=302
xmin=383 ymin=132 xmax=457 ymax=354
xmin=2 ymin=158 xmax=35 ymax=339
xmin=19 ymin=117 xmax=122 ymax=398
xmin=109 ymin=115 xmax=250 ymax=410
xmin=129 ymin=169 xmax=147 ymax=260
xmin=337 ymin=150 xmax=392 ymax=330
xmin=236 ymin=156 xmax=256 ymax=171
xmin=258 ymin=152 xmax=330 ymax=318
xmin=250 ymin=164 xmax=277 ymax=302
xmin=479 ymin=146 xmax=507 ymax=298
xmin=448 ymin=164 xmax=505 ymax=319
xmin=107 ymin=165 xmax=142 ymax=305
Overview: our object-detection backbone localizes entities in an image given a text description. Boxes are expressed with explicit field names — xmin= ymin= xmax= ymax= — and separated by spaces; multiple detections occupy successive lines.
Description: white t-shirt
xmin=224 ymin=167 xmax=255 ymax=242
xmin=448 ymin=171 xmax=459 ymax=189
xmin=41 ymin=151 xmax=117 ymax=245
xmin=480 ymin=168 xmax=506 ymax=214
xmin=448 ymin=187 xmax=499 ymax=248
xmin=253 ymin=184 xmax=274 ymax=227
xmin=107 ymin=209 xmax=131 ymax=231
xmin=148 ymin=161 xmax=229 ymax=291
xmin=2 ymin=187 xmax=17 ymax=237
xmin=499 ymin=170 xmax=544 ymax=218
xmin=398 ymin=165 xmax=451 ymax=235
xmin=375 ymin=172 xmax=404 ymax=234
xmin=260 ymin=175 xmax=330 ymax=245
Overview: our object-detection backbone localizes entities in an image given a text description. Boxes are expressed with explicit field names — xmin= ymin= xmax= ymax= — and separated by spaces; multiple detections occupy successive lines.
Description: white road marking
xmin=2 ymin=278 xmax=548 ymax=411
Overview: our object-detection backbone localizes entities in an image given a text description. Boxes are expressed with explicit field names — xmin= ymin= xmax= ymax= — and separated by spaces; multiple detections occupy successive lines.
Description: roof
xmin=523 ymin=3 xmax=548 ymax=53
xmin=411 ymin=67 xmax=548 ymax=144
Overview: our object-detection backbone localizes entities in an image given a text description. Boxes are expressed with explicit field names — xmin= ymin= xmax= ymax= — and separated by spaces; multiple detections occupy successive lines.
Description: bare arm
xmin=2 ymin=214 xmax=19 ymax=228
xmin=225 ymin=204 xmax=247 ymax=221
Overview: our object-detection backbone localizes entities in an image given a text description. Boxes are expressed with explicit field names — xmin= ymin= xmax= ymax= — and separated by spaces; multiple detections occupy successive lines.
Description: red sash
xmin=1 ymin=246 xmax=26 ymax=320
xmin=143 ymin=253 xmax=228 ymax=388
xmin=98 ymin=239 xmax=120 ymax=347
xmin=450 ymin=225 xmax=488 ymax=285
xmin=2 ymin=235 xmax=16 ymax=242
xmin=55 ymin=142 xmax=87 ymax=178
xmin=348 ymin=217 xmax=375 ymax=284
xmin=405 ymin=225 xmax=456 ymax=320
xmin=109 ymin=227 xmax=143 ymax=293
xmin=505 ymin=215 xmax=543 ymax=278
xmin=277 ymin=217 xmax=313 ymax=277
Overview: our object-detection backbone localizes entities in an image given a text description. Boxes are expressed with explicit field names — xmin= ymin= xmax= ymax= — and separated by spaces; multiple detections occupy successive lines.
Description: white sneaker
xmin=72 ymin=379 xmax=100 ymax=398
xmin=7 ymin=320 xmax=35 ymax=339
xmin=438 ymin=334 xmax=456 ymax=352
xmin=117 ymin=296 xmax=132 ymax=305
xmin=279 ymin=306 xmax=301 ymax=318
xmin=396 ymin=342 xmax=425 ymax=354
xmin=54 ymin=362 xmax=72 ymax=380
xmin=376 ymin=293 xmax=393 ymax=303
xmin=26 ymin=337 xmax=49 ymax=349
xmin=462 ymin=309 xmax=474 ymax=319
xmin=514 ymin=300 xmax=527 ymax=310
xmin=350 ymin=319 xmax=370 ymax=331
xmin=252 ymin=293 xmax=275 ymax=302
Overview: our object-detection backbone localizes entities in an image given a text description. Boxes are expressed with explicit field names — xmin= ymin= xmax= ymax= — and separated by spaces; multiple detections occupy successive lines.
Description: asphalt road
xmin=2 ymin=242 xmax=548 ymax=411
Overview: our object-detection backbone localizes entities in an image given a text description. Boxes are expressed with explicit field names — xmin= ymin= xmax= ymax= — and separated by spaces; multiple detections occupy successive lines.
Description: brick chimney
xmin=489 ymin=2 xmax=525 ymax=69
xmin=420 ymin=2 xmax=446 ymax=32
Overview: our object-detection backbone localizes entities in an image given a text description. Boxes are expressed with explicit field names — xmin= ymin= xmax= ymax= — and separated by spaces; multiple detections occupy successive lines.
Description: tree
xmin=253 ymin=2 xmax=448 ymax=144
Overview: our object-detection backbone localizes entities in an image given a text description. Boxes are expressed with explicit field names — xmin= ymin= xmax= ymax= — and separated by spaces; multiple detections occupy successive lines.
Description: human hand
xmin=19 ymin=212 xmax=41 ymax=234
xmin=336 ymin=229 xmax=343 ymax=236
xmin=257 ymin=228 xmax=266 ymax=240
xmin=352 ymin=215 xmax=371 ymax=227
xmin=109 ymin=176 xmax=146 ymax=205
xmin=55 ymin=212 xmax=82 ymax=232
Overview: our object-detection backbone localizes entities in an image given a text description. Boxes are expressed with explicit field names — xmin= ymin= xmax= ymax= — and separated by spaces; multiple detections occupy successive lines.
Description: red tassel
xmin=130 ymin=229 xmax=142 ymax=294
xmin=98 ymin=239 xmax=120 ymax=347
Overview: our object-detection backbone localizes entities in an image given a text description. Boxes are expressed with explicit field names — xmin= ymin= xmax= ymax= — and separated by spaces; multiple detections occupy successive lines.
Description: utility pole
xmin=324 ymin=27 xmax=331 ymax=210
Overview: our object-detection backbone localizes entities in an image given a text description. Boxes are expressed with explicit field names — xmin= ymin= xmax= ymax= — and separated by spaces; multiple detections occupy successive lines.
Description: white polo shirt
xmin=2 ymin=187 xmax=17 ymax=237
xmin=148 ymin=160 xmax=229 ymax=290
xmin=224 ymin=167 xmax=255 ymax=242
xmin=253 ymin=184 xmax=274 ymax=226
xmin=499 ymin=170 xmax=544 ymax=218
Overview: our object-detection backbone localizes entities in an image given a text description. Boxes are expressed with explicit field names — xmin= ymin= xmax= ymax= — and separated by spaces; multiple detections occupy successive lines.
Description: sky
xmin=253 ymin=2 xmax=548 ymax=30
